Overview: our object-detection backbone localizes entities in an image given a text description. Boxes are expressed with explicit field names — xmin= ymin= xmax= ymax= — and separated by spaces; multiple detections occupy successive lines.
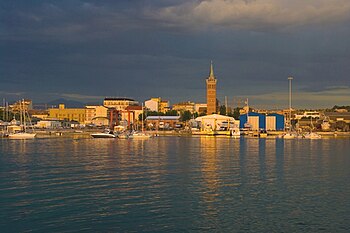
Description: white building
xmin=35 ymin=120 xmax=61 ymax=129
xmin=145 ymin=99 xmax=159 ymax=112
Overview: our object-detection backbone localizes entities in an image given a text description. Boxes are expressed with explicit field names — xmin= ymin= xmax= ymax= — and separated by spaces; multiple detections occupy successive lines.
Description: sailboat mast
xmin=19 ymin=100 xmax=23 ymax=129
xmin=22 ymin=99 xmax=27 ymax=132
xmin=246 ymin=98 xmax=249 ymax=120
xmin=141 ymin=103 xmax=144 ymax=132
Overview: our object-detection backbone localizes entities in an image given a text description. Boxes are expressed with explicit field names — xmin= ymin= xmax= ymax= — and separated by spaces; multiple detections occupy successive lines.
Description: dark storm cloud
xmin=1 ymin=0 xmax=350 ymax=108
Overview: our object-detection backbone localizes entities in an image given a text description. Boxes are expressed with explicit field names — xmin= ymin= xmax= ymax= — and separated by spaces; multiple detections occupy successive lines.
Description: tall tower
xmin=206 ymin=61 xmax=217 ymax=114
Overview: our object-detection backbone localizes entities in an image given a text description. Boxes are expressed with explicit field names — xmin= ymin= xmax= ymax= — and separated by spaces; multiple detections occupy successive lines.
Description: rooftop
xmin=104 ymin=97 xmax=135 ymax=101
xmin=146 ymin=116 xmax=180 ymax=120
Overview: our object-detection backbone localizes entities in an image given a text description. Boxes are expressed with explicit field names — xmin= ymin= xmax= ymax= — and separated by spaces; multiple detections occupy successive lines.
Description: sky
xmin=1 ymin=0 xmax=350 ymax=109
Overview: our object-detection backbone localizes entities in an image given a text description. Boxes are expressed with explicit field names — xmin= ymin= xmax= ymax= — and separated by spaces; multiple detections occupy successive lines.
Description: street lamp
xmin=288 ymin=76 xmax=293 ymax=130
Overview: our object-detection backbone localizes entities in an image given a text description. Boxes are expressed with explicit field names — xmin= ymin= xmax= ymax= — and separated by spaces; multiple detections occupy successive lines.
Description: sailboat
xmin=131 ymin=104 xmax=151 ymax=139
xmin=8 ymin=99 xmax=36 ymax=139
xmin=303 ymin=118 xmax=321 ymax=139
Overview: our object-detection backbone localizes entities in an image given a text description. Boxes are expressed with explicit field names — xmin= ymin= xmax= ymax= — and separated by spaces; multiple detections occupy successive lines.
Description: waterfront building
xmin=206 ymin=62 xmax=218 ymax=114
xmin=48 ymin=104 xmax=85 ymax=123
xmin=172 ymin=101 xmax=195 ymax=113
xmin=334 ymin=108 xmax=349 ymax=113
xmin=266 ymin=113 xmax=285 ymax=131
xmin=35 ymin=120 xmax=61 ymax=129
xmin=28 ymin=110 xmax=49 ymax=120
xmin=103 ymin=97 xmax=138 ymax=111
xmin=295 ymin=111 xmax=321 ymax=120
xmin=120 ymin=105 xmax=143 ymax=129
xmin=85 ymin=105 xmax=109 ymax=126
xmin=239 ymin=112 xmax=284 ymax=131
xmin=195 ymin=114 xmax=236 ymax=131
xmin=194 ymin=103 xmax=207 ymax=114
xmin=324 ymin=112 xmax=350 ymax=124
xmin=145 ymin=116 xmax=180 ymax=130
xmin=145 ymin=97 xmax=170 ymax=113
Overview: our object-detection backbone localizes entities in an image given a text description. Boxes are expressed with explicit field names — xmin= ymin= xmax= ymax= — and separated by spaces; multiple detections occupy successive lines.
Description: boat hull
xmin=283 ymin=133 xmax=296 ymax=139
xmin=91 ymin=133 xmax=116 ymax=138
xmin=8 ymin=133 xmax=36 ymax=139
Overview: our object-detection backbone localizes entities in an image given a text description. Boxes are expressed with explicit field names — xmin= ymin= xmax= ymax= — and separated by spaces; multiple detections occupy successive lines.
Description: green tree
xmin=165 ymin=110 xmax=178 ymax=116
xmin=181 ymin=110 xmax=192 ymax=122
xmin=219 ymin=105 xmax=226 ymax=115
xmin=232 ymin=107 xmax=241 ymax=119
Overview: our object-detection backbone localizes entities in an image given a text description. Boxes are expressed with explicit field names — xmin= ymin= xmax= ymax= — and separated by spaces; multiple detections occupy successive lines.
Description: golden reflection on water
xmin=199 ymin=137 xmax=220 ymax=219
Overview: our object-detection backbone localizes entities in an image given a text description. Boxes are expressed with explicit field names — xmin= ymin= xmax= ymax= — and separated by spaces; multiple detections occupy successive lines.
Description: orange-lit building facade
xmin=206 ymin=62 xmax=217 ymax=114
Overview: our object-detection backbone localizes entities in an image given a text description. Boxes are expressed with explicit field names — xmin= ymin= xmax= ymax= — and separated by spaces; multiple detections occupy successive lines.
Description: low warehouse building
xmin=145 ymin=116 xmax=181 ymax=130
xmin=240 ymin=112 xmax=284 ymax=131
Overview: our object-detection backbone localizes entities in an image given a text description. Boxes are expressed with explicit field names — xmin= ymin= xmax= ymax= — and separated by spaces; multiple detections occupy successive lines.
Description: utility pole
xmin=288 ymin=76 xmax=293 ymax=131
xmin=2 ymin=98 xmax=4 ymax=120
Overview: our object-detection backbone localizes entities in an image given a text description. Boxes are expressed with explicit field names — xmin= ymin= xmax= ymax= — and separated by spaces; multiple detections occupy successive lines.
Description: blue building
xmin=240 ymin=112 xmax=284 ymax=131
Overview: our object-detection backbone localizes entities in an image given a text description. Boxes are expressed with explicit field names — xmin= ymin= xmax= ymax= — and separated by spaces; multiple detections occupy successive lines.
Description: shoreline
xmin=2 ymin=128 xmax=349 ymax=139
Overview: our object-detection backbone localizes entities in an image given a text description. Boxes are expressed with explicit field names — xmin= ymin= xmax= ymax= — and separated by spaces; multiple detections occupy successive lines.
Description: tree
xmin=219 ymin=105 xmax=226 ymax=115
xmin=165 ymin=110 xmax=178 ymax=116
xmin=232 ymin=107 xmax=241 ymax=119
xmin=181 ymin=110 xmax=192 ymax=122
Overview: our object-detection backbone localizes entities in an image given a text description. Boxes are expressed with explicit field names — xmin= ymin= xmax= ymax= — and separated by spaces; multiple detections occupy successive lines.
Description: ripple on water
xmin=0 ymin=137 xmax=349 ymax=232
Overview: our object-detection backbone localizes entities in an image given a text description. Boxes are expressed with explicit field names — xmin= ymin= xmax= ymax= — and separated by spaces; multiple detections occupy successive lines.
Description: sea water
xmin=0 ymin=137 xmax=349 ymax=232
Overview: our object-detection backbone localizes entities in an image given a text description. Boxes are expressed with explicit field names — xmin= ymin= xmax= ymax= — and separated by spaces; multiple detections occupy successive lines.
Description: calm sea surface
xmin=0 ymin=137 xmax=349 ymax=232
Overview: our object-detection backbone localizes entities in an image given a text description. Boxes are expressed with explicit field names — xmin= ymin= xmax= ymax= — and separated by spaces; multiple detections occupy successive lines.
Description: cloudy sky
xmin=1 ymin=0 xmax=350 ymax=108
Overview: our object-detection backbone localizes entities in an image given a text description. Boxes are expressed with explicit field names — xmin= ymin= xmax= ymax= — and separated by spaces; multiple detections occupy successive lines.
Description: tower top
xmin=209 ymin=61 xmax=215 ymax=80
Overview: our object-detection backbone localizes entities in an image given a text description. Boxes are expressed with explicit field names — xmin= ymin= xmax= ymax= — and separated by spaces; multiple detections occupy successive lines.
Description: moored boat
xmin=282 ymin=132 xmax=297 ymax=139
xmin=91 ymin=130 xmax=116 ymax=138
xmin=259 ymin=130 xmax=268 ymax=138
xmin=231 ymin=128 xmax=241 ymax=138
xmin=303 ymin=132 xmax=322 ymax=139
xmin=8 ymin=99 xmax=36 ymax=139
xmin=8 ymin=132 xmax=36 ymax=139
xmin=131 ymin=131 xmax=152 ymax=139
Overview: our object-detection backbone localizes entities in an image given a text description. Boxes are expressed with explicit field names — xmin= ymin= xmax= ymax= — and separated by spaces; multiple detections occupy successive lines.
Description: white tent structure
xmin=195 ymin=114 xmax=237 ymax=131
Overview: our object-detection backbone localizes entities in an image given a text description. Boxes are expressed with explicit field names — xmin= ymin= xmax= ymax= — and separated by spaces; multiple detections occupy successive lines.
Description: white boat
xmin=230 ymin=124 xmax=241 ymax=138
xmin=8 ymin=132 xmax=36 ymax=139
xmin=117 ymin=132 xmax=131 ymax=139
xmin=131 ymin=131 xmax=152 ymax=139
xmin=91 ymin=131 xmax=116 ymax=138
xmin=231 ymin=130 xmax=241 ymax=138
xmin=303 ymin=117 xmax=321 ymax=139
xmin=304 ymin=132 xmax=322 ymax=139
xmin=282 ymin=132 xmax=296 ymax=139
xmin=8 ymin=99 xmax=36 ymax=139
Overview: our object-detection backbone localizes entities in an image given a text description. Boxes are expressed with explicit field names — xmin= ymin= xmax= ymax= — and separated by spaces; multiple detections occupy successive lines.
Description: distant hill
xmin=47 ymin=98 xmax=85 ymax=108
xmin=33 ymin=98 xmax=85 ymax=109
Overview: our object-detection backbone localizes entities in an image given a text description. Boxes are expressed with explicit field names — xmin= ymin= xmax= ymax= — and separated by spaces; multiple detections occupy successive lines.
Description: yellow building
xmin=48 ymin=104 xmax=85 ymax=123
xmin=159 ymin=100 xmax=170 ymax=113
xmin=85 ymin=105 xmax=109 ymax=126
xmin=145 ymin=97 xmax=170 ymax=113
xmin=206 ymin=61 xmax=217 ymax=114
xmin=173 ymin=101 xmax=195 ymax=113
